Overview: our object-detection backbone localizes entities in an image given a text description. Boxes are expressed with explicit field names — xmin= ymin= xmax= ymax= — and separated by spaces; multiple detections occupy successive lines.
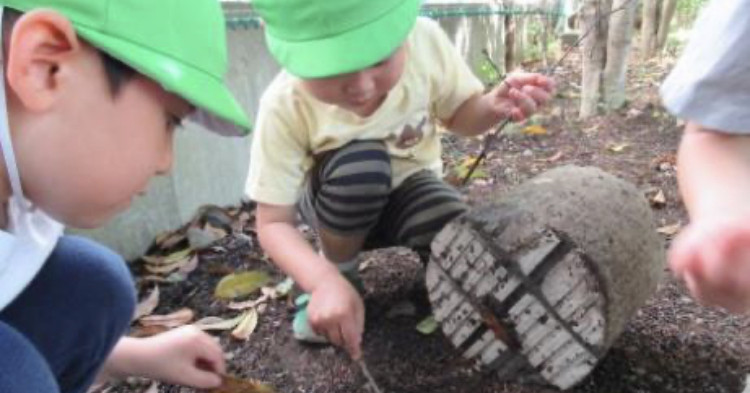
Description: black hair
xmin=2 ymin=8 xmax=136 ymax=96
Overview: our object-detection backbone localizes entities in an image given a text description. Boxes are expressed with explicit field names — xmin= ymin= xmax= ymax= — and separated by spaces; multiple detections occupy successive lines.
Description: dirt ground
xmin=106 ymin=57 xmax=750 ymax=393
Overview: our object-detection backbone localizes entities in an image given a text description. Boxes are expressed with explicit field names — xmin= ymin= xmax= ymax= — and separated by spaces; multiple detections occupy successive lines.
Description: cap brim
xmin=266 ymin=0 xmax=421 ymax=78
xmin=75 ymin=26 xmax=252 ymax=136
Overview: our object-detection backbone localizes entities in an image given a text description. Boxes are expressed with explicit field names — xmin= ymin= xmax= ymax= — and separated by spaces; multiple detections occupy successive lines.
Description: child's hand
xmin=670 ymin=216 xmax=750 ymax=313
xmin=308 ymin=271 xmax=365 ymax=359
xmin=130 ymin=325 xmax=227 ymax=388
xmin=488 ymin=73 xmax=555 ymax=123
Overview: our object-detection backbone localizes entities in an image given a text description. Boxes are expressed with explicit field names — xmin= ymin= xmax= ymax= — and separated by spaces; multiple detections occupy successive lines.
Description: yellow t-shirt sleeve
xmin=245 ymin=98 xmax=310 ymax=206
xmin=420 ymin=19 xmax=485 ymax=122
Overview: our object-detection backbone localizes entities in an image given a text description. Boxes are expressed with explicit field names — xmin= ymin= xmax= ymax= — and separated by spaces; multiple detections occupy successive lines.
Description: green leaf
xmin=214 ymin=271 xmax=271 ymax=300
xmin=416 ymin=315 xmax=439 ymax=335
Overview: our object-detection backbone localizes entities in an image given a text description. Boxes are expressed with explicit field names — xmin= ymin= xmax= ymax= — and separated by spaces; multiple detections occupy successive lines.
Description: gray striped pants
xmin=298 ymin=140 xmax=468 ymax=261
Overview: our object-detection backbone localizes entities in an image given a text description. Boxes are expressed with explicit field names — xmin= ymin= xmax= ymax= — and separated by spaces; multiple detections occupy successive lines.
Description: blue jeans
xmin=0 ymin=236 xmax=136 ymax=393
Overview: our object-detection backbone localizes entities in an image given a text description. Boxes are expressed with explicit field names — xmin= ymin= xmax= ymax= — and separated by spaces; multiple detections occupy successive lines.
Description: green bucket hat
xmin=254 ymin=0 xmax=422 ymax=79
xmin=1 ymin=0 xmax=251 ymax=136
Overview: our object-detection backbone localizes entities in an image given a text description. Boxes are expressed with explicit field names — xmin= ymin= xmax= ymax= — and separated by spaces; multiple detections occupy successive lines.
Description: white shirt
xmin=661 ymin=0 xmax=750 ymax=133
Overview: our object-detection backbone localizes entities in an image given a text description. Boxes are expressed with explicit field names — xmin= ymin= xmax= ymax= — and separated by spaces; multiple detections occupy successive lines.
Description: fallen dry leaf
xmin=227 ymin=295 xmax=269 ymax=311
xmin=650 ymin=189 xmax=667 ymax=208
xmin=657 ymin=222 xmax=682 ymax=236
xmin=358 ymin=258 xmax=375 ymax=272
xmin=607 ymin=142 xmax=630 ymax=153
xmin=651 ymin=153 xmax=677 ymax=170
xmin=140 ymin=275 xmax=170 ymax=283
xmin=209 ymin=375 xmax=275 ymax=393
xmin=193 ymin=314 xmax=245 ymax=331
xmin=522 ymin=124 xmax=548 ymax=136
xmin=139 ymin=308 xmax=194 ymax=328
xmin=215 ymin=271 xmax=271 ymax=300
xmin=155 ymin=230 xmax=187 ymax=250
xmin=142 ymin=381 xmax=159 ymax=393
xmin=144 ymin=257 xmax=194 ymax=275
xmin=132 ymin=286 xmax=160 ymax=321
xmin=129 ymin=325 xmax=170 ymax=338
xmin=231 ymin=309 xmax=259 ymax=341
xmin=179 ymin=255 xmax=200 ymax=274
xmin=143 ymin=248 xmax=193 ymax=266
xmin=536 ymin=151 xmax=563 ymax=163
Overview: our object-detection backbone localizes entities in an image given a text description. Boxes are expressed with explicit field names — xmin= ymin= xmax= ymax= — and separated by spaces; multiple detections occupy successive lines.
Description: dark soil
xmin=105 ymin=57 xmax=750 ymax=393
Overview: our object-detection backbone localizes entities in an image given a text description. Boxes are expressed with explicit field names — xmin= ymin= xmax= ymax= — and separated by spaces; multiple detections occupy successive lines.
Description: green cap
xmin=254 ymin=0 xmax=421 ymax=79
xmin=2 ymin=0 xmax=251 ymax=136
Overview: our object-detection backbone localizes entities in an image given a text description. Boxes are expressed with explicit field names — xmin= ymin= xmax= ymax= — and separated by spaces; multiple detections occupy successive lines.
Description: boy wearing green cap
xmin=247 ymin=0 xmax=554 ymax=359
xmin=0 ymin=1 xmax=250 ymax=392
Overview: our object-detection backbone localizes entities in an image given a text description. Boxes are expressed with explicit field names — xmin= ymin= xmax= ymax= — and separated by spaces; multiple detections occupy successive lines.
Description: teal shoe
xmin=292 ymin=294 xmax=328 ymax=343
xmin=291 ymin=271 xmax=366 ymax=344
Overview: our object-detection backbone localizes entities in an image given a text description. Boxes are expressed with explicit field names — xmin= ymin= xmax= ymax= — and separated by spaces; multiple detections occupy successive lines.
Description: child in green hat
xmin=0 ymin=1 xmax=250 ymax=391
xmin=248 ymin=0 xmax=554 ymax=359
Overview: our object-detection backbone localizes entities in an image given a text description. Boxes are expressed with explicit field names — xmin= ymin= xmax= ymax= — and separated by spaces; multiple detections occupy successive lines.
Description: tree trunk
xmin=542 ymin=15 xmax=550 ymax=68
xmin=580 ymin=0 xmax=609 ymax=118
xmin=602 ymin=0 xmax=637 ymax=110
xmin=505 ymin=14 xmax=516 ymax=72
xmin=656 ymin=0 xmax=678 ymax=52
xmin=515 ymin=15 xmax=527 ymax=66
xmin=640 ymin=0 xmax=659 ymax=58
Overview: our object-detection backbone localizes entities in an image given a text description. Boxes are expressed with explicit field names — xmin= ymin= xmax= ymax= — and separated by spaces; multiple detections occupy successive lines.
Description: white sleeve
xmin=660 ymin=0 xmax=750 ymax=133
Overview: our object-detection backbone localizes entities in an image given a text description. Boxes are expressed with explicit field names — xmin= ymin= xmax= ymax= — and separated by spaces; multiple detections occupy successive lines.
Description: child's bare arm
xmin=670 ymin=122 xmax=750 ymax=312
xmin=447 ymin=73 xmax=555 ymax=137
xmin=255 ymin=203 xmax=339 ymax=293
xmin=96 ymin=326 xmax=225 ymax=388
xmin=256 ymin=203 xmax=364 ymax=358
xmin=677 ymin=122 xmax=750 ymax=219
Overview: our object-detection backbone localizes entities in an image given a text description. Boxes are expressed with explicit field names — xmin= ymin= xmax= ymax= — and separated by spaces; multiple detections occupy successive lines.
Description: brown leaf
xmin=536 ymin=151 xmax=563 ymax=163
xmin=650 ymin=189 xmax=667 ymax=208
xmin=231 ymin=309 xmax=259 ymax=341
xmin=209 ymin=375 xmax=275 ymax=393
xmin=155 ymin=230 xmax=187 ymax=250
xmin=139 ymin=275 xmax=170 ymax=283
xmin=227 ymin=295 xmax=269 ymax=311
xmin=443 ymin=173 xmax=463 ymax=188
xmin=142 ymin=248 xmax=192 ymax=266
xmin=358 ymin=258 xmax=375 ymax=272
xmin=129 ymin=325 xmax=170 ymax=338
xmin=657 ymin=222 xmax=682 ymax=236
xmin=607 ymin=142 xmax=630 ymax=153
xmin=132 ymin=286 xmax=160 ymax=321
xmin=144 ymin=252 xmax=196 ymax=275
xmin=178 ymin=255 xmax=200 ymax=274
xmin=193 ymin=314 xmax=245 ymax=331
xmin=139 ymin=308 xmax=194 ymax=328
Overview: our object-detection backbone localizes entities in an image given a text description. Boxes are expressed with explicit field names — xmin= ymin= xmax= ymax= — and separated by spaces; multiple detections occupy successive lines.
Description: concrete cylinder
xmin=427 ymin=166 xmax=664 ymax=389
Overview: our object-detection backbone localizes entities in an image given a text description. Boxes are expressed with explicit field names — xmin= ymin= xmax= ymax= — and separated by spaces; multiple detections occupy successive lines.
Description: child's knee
xmin=320 ymin=140 xmax=392 ymax=201
xmin=0 ymin=322 xmax=58 ymax=392
xmin=51 ymin=236 xmax=136 ymax=332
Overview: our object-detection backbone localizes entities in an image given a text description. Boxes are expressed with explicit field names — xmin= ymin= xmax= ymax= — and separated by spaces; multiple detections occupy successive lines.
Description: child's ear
xmin=5 ymin=10 xmax=81 ymax=111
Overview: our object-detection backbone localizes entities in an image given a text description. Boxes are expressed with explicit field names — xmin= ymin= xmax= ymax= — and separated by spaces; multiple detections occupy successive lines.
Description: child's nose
xmin=345 ymin=72 xmax=376 ymax=95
